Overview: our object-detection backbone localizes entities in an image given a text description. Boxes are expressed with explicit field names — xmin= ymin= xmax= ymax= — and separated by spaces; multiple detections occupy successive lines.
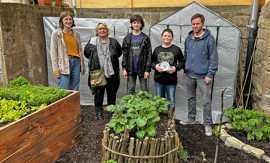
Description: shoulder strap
xmin=87 ymin=37 xmax=94 ymax=67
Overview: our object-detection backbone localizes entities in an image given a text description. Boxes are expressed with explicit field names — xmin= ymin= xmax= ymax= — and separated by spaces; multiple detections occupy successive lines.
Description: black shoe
xmin=97 ymin=112 xmax=104 ymax=120
xmin=95 ymin=107 xmax=104 ymax=120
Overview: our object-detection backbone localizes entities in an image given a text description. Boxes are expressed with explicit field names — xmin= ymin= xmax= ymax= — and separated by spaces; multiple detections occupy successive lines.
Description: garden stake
xmin=160 ymin=138 xmax=165 ymax=163
xmin=128 ymin=137 xmax=135 ymax=163
xmin=174 ymin=132 xmax=179 ymax=162
xmin=102 ymin=129 xmax=109 ymax=160
xmin=149 ymin=138 xmax=157 ymax=163
xmin=169 ymin=135 xmax=175 ymax=162
xmin=164 ymin=135 xmax=169 ymax=163
xmin=140 ymin=137 xmax=149 ymax=163
xmin=135 ymin=139 xmax=142 ymax=163
xmin=115 ymin=139 xmax=120 ymax=161
xmin=156 ymin=138 xmax=162 ymax=163
xmin=118 ymin=128 xmax=129 ymax=162
xmin=214 ymin=88 xmax=227 ymax=163
xmin=108 ymin=134 xmax=114 ymax=160
xmin=111 ymin=135 xmax=118 ymax=160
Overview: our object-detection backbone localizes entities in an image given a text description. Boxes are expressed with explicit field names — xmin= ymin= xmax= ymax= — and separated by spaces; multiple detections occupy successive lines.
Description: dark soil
xmin=57 ymin=106 xmax=269 ymax=163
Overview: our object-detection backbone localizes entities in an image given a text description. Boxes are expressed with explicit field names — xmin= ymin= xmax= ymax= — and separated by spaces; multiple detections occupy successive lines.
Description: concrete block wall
xmin=0 ymin=4 xmax=67 ymax=86
xmin=252 ymin=1 xmax=270 ymax=115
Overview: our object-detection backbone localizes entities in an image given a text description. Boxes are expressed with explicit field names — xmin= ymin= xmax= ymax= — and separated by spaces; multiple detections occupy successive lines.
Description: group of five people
xmin=50 ymin=11 xmax=218 ymax=136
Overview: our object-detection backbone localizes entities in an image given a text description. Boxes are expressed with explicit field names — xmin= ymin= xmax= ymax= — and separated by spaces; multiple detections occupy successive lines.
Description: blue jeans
xmin=58 ymin=57 xmax=81 ymax=91
xmin=154 ymin=81 xmax=176 ymax=110
xmin=186 ymin=76 xmax=212 ymax=125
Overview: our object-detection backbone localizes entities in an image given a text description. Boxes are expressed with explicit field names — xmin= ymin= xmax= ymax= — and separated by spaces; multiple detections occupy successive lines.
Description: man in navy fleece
xmin=180 ymin=13 xmax=218 ymax=136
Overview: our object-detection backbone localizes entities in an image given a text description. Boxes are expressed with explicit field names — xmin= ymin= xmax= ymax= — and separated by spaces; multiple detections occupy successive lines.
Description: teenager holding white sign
xmin=151 ymin=28 xmax=184 ymax=110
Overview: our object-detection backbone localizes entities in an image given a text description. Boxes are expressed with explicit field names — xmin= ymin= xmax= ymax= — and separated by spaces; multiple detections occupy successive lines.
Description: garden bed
xmin=57 ymin=106 xmax=269 ymax=163
xmin=0 ymin=91 xmax=81 ymax=163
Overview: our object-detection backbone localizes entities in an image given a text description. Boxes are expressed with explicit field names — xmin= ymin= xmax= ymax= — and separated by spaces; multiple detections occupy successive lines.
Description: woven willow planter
xmin=102 ymin=117 xmax=180 ymax=163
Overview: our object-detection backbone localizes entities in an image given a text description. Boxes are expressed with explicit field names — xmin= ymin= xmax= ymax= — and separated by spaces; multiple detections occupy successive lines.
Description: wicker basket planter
xmin=0 ymin=91 xmax=81 ymax=163
xmin=102 ymin=117 xmax=180 ymax=163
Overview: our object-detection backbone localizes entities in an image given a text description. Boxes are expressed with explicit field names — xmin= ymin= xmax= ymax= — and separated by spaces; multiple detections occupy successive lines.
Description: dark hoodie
xmin=184 ymin=29 xmax=218 ymax=79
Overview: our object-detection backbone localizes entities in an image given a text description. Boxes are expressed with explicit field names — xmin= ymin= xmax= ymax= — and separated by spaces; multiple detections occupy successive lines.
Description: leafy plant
xmin=0 ymin=99 xmax=46 ymax=123
xmin=0 ymin=84 xmax=69 ymax=106
xmin=212 ymin=125 xmax=220 ymax=137
xmin=225 ymin=106 xmax=270 ymax=141
xmin=8 ymin=76 xmax=30 ymax=88
xmin=178 ymin=145 xmax=189 ymax=161
xmin=107 ymin=91 xmax=170 ymax=139
xmin=0 ymin=77 xmax=69 ymax=124
xmin=200 ymin=151 xmax=208 ymax=162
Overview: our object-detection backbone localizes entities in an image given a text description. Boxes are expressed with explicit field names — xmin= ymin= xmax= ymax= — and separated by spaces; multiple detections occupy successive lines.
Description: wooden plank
xmin=0 ymin=91 xmax=81 ymax=162
xmin=0 ymin=91 xmax=80 ymax=142
xmin=2 ymin=116 xmax=81 ymax=162
xmin=0 ymin=102 xmax=80 ymax=159
xmin=15 ymin=124 xmax=80 ymax=163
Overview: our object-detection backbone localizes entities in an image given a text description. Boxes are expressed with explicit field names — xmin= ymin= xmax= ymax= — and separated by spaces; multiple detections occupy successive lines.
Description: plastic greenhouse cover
xmin=150 ymin=2 xmax=241 ymax=123
xmin=43 ymin=2 xmax=241 ymax=123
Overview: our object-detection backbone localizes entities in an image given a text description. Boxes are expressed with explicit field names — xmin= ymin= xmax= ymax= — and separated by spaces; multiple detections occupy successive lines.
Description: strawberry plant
xmin=107 ymin=91 xmax=170 ymax=139
xmin=225 ymin=106 xmax=270 ymax=140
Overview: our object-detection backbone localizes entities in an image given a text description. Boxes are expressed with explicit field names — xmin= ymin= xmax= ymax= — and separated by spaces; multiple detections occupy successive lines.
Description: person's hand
xmin=183 ymin=73 xmax=187 ymax=79
xmin=155 ymin=64 xmax=163 ymax=72
xmin=167 ymin=66 xmax=176 ymax=74
xmin=122 ymin=69 xmax=128 ymax=79
xmin=144 ymin=72 xmax=149 ymax=79
xmin=205 ymin=77 xmax=212 ymax=84
xmin=54 ymin=73 xmax=60 ymax=79
xmin=82 ymin=67 xmax=86 ymax=75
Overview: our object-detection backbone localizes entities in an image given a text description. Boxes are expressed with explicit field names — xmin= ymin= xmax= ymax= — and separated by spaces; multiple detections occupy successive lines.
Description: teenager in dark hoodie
xmin=151 ymin=28 xmax=184 ymax=110
xmin=180 ymin=13 xmax=218 ymax=137
xmin=122 ymin=15 xmax=152 ymax=94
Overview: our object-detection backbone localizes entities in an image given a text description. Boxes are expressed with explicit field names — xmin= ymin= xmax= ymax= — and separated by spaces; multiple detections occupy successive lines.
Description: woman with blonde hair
xmin=50 ymin=11 xmax=85 ymax=90
xmin=84 ymin=23 xmax=122 ymax=120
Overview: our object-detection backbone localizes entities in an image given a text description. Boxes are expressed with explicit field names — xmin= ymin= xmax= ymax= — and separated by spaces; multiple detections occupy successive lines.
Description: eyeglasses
xmin=98 ymin=28 xmax=107 ymax=31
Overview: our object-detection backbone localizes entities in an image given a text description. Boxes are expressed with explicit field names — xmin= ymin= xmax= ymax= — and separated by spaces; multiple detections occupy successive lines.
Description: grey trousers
xmin=127 ymin=72 xmax=148 ymax=94
xmin=186 ymin=76 xmax=213 ymax=125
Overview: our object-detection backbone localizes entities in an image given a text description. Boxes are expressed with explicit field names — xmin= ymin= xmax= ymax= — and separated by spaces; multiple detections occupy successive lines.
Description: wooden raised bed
xmin=0 ymin=91 xmax=81 ymax=163
xmin=102 ymin=118 xmax=180 ymax=163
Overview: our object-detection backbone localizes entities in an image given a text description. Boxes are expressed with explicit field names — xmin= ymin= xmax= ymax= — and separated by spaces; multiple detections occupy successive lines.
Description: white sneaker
xmin=205 ymin=125 xmax=212 ymax=136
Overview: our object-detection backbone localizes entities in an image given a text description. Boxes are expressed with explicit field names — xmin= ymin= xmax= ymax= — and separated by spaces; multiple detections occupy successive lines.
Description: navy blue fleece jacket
xmin=184 ymin=29 xmax=218 ymax=79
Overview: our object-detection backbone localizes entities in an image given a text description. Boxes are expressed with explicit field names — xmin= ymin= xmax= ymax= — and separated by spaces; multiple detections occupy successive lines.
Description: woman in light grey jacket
xmin=50 ymin=11 xmax=85 ymax=90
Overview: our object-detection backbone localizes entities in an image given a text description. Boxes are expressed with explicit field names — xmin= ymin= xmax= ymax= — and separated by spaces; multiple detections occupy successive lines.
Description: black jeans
xmin=127 ymin=72 xmax=148 ymax=95
xmin=94 ymin=75 xmax=120 ymax=108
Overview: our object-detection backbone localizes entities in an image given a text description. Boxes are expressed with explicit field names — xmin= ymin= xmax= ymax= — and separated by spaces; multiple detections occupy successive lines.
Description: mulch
xmin=56 ymin=106 xmax=269 ymax=163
